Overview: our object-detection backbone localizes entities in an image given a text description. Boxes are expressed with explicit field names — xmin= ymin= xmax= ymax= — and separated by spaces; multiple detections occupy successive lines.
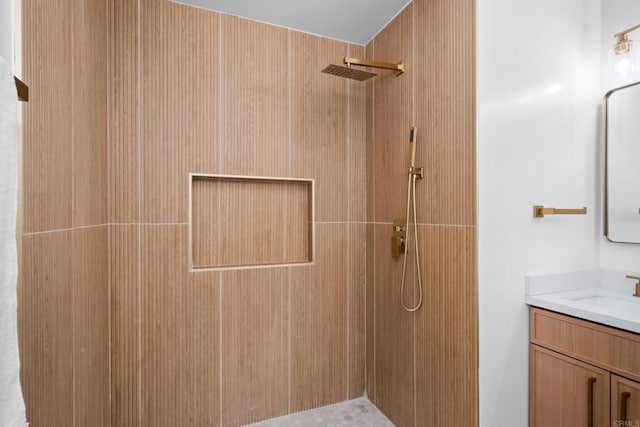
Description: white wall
xmin=0 ymin=0 xmax=13 ymax=67
xmin=600 ymin=0 xmax=640 ymax=270
xmin=477 ymin=0 xmax=602 ymax=425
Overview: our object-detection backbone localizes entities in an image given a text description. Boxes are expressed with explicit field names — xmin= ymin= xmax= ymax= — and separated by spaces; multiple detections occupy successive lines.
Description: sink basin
xmin=528 ymin=289 xmax=640 ymax=333
xmin=570 ymin=295 xmax=640 ymax=315
xmin=525 ymin=269 xmax=640 ymax=334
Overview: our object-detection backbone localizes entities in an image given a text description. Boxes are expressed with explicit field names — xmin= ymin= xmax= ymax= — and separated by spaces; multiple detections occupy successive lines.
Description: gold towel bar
xmin=533 ymin=205 xmax=587 ymax=218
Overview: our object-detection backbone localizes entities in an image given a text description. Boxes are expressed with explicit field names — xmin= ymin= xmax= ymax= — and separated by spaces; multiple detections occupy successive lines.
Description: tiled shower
xmin=19 ymin=0 xmax=476 ymax=426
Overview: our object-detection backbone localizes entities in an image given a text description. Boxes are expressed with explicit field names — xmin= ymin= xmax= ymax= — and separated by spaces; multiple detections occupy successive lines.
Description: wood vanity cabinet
xmin=530 ymin=307 xmax=640 ymax=427
xmin=530 ymin=345 xmax=609 ymax=426
xmin=612 ymin=375 xmax=640 ymax=426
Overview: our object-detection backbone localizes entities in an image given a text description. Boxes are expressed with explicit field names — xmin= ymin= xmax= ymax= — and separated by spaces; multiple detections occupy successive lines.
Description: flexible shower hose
xmin=400 ymin=172 xmax=423 ymax=312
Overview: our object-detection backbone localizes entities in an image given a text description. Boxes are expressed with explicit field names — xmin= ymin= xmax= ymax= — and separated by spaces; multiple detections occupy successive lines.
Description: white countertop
xmin=525 ymin=269 xmax=640 ymax=334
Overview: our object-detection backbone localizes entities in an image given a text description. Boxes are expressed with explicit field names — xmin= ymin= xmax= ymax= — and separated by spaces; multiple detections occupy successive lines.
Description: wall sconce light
xmin=614 ymin=24 xmax=640 ymax=54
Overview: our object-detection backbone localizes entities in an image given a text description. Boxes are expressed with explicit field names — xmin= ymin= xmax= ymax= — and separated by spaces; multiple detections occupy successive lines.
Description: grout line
xmin=287 ymin=29 xmax=292 ymax=180
xmin=346 ymin=42 xmax=351 ymax=401
xmin=218 ymin=15 xmax=225 ymax=175
xmin=219 ymin=272 xmax=224 ymax=425
xmin=107 ymin=225 xmax=112 ymax=423
xmin=314 ymin=221 xmax=385 ymax=225
xmin=71 ymin=2 xmax=76 ymax=232
xmin=314 ymin=221 xmax=474 ymax=228
xmin=411 ymin=223 xmax=475 ymax=228
xmin=136 ymin=0 xmax=142 ymax=423
xmin=106 ymin=0 xmax=114 ymax=419
xmin=370 ymin=38 xmax=376 ymax=404
xmin=283 ymin=29 xmax=290 ymax=295
xmin=113 ymin=222 xmax=189 ymax=226
xmin=135 ymin=0 xmax=142 ymax=224
xmin=20 ymin=221 xmax=473 ymax=239
xmin=22 ymin=223 xmax=193 ymax=236
xmin=106 ymin=0 xmax=112 ymax=227
xmin=372 ymin=221 xmax=376 ymax=404
xmin=367 ymin=44 xmax=373 ymax=402
xmin=346 ymin=221 xmax=351 ymax=400
xmin=282 ymin=30 xmax=289 ymax=293
xmin=363 ymin=223 xmax=367 ymax=397
xmin=364 ymin=222 xmax=373 ymax=397
xmin=281 ymin=36 xmax=291 ymax=415
xmin=287 ymin=28 xmax=292 ymax=415
xmin=22 ymin=220 xmax=473 ymax=237
xmin=72 ymin=245 xmax=76 ymax=427
xmin=23 ymin=223 xmax=110 ymax=237
xmin=17 ymin=221 xmax=476 ymax=237
xmin=371 ymin=40 xmax=375 ymax=225
xmin=287 ymin=266 xmax=292 ymax=414
xmin=217 ymin=15 xmax=224 ymax=426
xmin=107 ymin=226 xmax=113 ymax=422
xmin=71 ymin=4 xmax=77 ymax=423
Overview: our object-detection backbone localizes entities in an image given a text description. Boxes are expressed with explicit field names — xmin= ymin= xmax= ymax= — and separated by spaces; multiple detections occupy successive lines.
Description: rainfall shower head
xmin=321 ymin=57 xmax=404 ymax=81
xmin=321 ymin=64 xmax=378 ymax=81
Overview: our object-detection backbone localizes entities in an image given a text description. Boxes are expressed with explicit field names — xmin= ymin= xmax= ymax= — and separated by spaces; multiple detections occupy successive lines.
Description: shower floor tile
xmin=245 ymin=397 xmax=394 ymax=427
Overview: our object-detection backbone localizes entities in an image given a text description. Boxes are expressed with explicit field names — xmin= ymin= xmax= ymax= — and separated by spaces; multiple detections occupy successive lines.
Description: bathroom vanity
xmin=526 ymin=270 xmax=640 ymax=426
xmin=529 ymin=308 xmax=640 ymax=426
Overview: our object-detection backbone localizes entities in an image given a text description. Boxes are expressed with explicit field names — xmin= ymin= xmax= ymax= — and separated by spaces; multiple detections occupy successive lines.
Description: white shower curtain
xmin=0 ymin=56 xmax=27 ymax=426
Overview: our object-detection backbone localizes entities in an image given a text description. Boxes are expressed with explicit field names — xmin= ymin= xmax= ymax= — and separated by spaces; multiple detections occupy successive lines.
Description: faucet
xmin=625 ymin=275 xmax=640 ymax=297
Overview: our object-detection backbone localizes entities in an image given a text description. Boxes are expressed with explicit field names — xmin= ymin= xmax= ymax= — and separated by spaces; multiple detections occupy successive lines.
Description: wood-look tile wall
xmin=21 ymin=0 xmax=476 ymax=425
xmin=365 ymin=1 xmax=478 ymax=426
xmin=21 ymin=230 xmax=110 ymax=427
xmin=21 ymin=0 xmax=110 ymax=426
xmin=109 ymin=0 xmax=366 ymax=425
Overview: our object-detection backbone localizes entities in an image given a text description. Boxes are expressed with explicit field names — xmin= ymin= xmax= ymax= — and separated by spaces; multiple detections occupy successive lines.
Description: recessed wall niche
xmin=189 ymin=174 xmax=314 ymax=271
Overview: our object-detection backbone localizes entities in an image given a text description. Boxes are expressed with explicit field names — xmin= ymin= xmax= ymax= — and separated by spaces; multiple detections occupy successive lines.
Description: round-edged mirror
xmin=604 ymin=80 xmax=640 ymax=243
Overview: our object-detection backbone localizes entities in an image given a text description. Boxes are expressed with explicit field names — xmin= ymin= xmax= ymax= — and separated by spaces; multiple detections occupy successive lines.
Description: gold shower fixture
xmin=321 ymin=57 xmax=404 ymax=81
xmin=614 ymin=24 xmax=640 ymax=54
xmin=398 ymin=126 xmax=423 ymax=313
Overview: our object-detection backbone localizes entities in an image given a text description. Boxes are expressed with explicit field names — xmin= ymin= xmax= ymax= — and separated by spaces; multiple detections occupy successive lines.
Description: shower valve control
xmin=391 ymin=219 xmax=407 ymax=258
xmin=391 ymin=236 xmax=405 ymax=258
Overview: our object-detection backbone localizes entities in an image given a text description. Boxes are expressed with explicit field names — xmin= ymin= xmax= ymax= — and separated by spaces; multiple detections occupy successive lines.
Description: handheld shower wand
xmin=400 ymin=127 xmax=424 ymax=312
xmin=408 ymin=127 xmax=417 ymax=171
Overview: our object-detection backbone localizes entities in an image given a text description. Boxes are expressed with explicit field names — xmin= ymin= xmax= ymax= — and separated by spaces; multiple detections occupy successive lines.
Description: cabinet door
xmin=530 ymin=344 xmax=610 ymax=427
xmin=612 ymin=374 xmax=640 ymax=426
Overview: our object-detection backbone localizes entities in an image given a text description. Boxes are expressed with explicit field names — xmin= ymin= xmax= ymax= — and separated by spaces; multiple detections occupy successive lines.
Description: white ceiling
xmin=170 ymin=0 xmax=412 ymax=45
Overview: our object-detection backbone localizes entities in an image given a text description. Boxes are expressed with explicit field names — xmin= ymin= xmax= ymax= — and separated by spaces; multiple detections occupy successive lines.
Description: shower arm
xmin=343 ymin=57 xmax=404 ymax=76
